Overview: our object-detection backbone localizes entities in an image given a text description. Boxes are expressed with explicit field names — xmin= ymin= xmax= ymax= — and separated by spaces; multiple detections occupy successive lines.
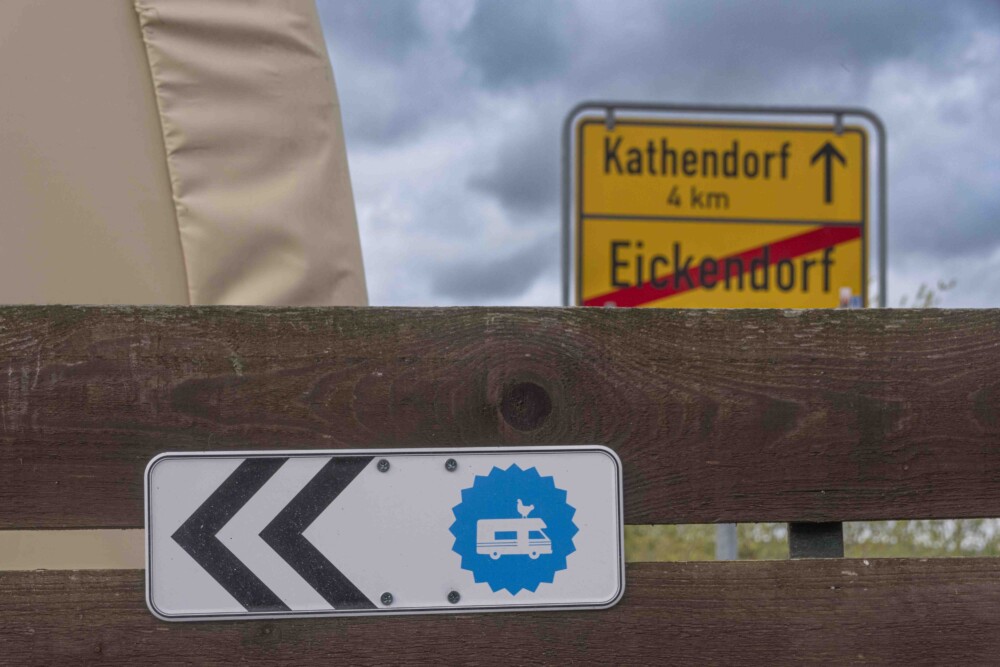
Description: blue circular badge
xmin=449 ymin=464 xmax=578 ymax=595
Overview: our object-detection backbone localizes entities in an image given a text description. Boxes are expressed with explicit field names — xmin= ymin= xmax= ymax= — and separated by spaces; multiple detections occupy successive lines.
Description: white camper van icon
xmin=476 ymin=518 xmax=553 ymax=560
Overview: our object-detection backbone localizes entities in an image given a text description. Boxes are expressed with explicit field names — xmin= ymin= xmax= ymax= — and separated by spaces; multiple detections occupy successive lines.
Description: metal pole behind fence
xmin=715 ymin=523 xmax=738 ymax=560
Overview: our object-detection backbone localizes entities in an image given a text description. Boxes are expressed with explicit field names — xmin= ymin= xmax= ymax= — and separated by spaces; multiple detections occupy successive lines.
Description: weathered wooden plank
xmin=2 ymin=306 xmax=1000 ymax=529
xmin=2 ymin=560 xmax=999 ymax=664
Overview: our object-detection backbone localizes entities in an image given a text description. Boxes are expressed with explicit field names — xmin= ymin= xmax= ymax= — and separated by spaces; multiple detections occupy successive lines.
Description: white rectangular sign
xmin=145 ymin=446 xmax=624 ymax=621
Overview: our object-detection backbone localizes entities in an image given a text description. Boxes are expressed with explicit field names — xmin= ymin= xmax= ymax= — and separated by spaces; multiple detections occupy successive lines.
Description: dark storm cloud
xmin=892 ymin=160 xmax=1000 ymax=257
xmin=876 ymin=25 xmax=1000 ymax=259
xmin=457 ymin=1 xmax=997 ymax=94
xmin=317 ymin=0 xmax=1000 ymax=305
xmin=319 ymin=0 xmax=1000 ymax=137
xmin=321 ymin=0 xmax=995 ymax=150
xmin=467 ymin=117 xmax=560 ymax=217
xmin=318 ymin=1 xmax=440 ymax=146
xmin=456 ymin=2 xmax=574 ymax=88
xmin=457 ymin=0 xmax=999 ymax=219
xmin=316 ymin=1 xmax=425 ymax=61
xmin=648 ymin=1 xmax=966 ymax=72
xmin=430 ymin=240 xmax=556 ymax=301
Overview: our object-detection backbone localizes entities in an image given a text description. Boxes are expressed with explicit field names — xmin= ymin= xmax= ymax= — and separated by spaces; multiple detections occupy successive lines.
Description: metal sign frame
xmin=145 ymin=445 xmax=625 ymax=622
xmin=562 ymin=102 xmax=887 ymax=308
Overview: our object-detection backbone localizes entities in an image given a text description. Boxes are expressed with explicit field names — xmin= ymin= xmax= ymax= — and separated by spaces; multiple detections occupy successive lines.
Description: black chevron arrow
xmin=260 ymin=456 xmax=375 ymax=610
xmin=172 ymin=458 xmax=290 ymax=612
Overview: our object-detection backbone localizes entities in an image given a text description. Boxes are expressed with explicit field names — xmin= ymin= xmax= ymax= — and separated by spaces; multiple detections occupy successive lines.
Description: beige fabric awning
xmin=0 ymin=0 xmax=367 ymax=307
xmin=0 ymin=0 xmax=367 ymax=571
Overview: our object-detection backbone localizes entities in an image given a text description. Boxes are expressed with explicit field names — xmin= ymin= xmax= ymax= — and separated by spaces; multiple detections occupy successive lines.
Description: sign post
xmin=563 ymin=103 xmax=886 ymax=309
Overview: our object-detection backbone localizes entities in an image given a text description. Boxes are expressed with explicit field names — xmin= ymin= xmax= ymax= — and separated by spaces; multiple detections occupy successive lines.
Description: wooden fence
xmin=2 ymin=306 xmax=1000 ymax=663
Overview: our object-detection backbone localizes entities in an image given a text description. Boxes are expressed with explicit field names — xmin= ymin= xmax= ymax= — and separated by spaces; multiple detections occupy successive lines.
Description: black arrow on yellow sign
xmin=810 ymin=141 xmax=847 ymax=204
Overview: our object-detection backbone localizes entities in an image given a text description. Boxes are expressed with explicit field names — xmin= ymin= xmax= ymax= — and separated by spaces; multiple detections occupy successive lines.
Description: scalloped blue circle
xmin=449 ymin=464 xmax=578 ymax=595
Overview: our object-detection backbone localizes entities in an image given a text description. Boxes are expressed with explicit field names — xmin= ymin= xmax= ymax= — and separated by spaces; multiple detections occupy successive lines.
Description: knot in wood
xmin=500 ymin=382 xmax=552 ymax=431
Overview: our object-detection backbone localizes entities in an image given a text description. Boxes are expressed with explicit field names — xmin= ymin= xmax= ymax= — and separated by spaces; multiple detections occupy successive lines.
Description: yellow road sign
xmin=573 ymin=118 xmax=868 ymax=308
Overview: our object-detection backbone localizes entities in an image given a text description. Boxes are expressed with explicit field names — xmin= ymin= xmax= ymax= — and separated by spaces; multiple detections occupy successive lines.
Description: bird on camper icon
xmin=517 ymin=499 xmax=534 ymax=518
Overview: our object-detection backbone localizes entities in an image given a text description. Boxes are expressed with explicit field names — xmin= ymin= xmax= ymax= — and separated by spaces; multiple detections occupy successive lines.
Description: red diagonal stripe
xmin=583 ymin=225 xmax=862 ymax=307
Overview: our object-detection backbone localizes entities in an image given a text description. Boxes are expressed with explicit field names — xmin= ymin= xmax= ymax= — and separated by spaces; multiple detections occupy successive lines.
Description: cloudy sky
xmin=318 ymin=1 xmax=1000 ymax=308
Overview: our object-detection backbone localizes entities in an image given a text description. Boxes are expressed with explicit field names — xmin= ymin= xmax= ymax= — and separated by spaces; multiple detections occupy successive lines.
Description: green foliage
xmin=846 ymin=519 xmax=1000 ymax=558
xmin=625 ymin=519 xmax=1000 ymax=562
xmin=625 ymin=524 xmax=789 ymax=562
xmin=625 ymin=525 xmax=715 ymax=562
xmin=738 ymin=523 xmax=788 ymax=560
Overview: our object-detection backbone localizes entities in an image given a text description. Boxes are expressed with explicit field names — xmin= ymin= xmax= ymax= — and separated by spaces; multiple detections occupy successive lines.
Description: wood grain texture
xmin=2 ymin=306 xmax=1000 ymax=529
xmin=3 ymin=560 xmax=1000 ymax=665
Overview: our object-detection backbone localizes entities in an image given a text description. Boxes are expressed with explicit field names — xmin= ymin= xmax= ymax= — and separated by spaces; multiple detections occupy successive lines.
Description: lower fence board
xmin=3 ymin=559 xmax=999 ymax=664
